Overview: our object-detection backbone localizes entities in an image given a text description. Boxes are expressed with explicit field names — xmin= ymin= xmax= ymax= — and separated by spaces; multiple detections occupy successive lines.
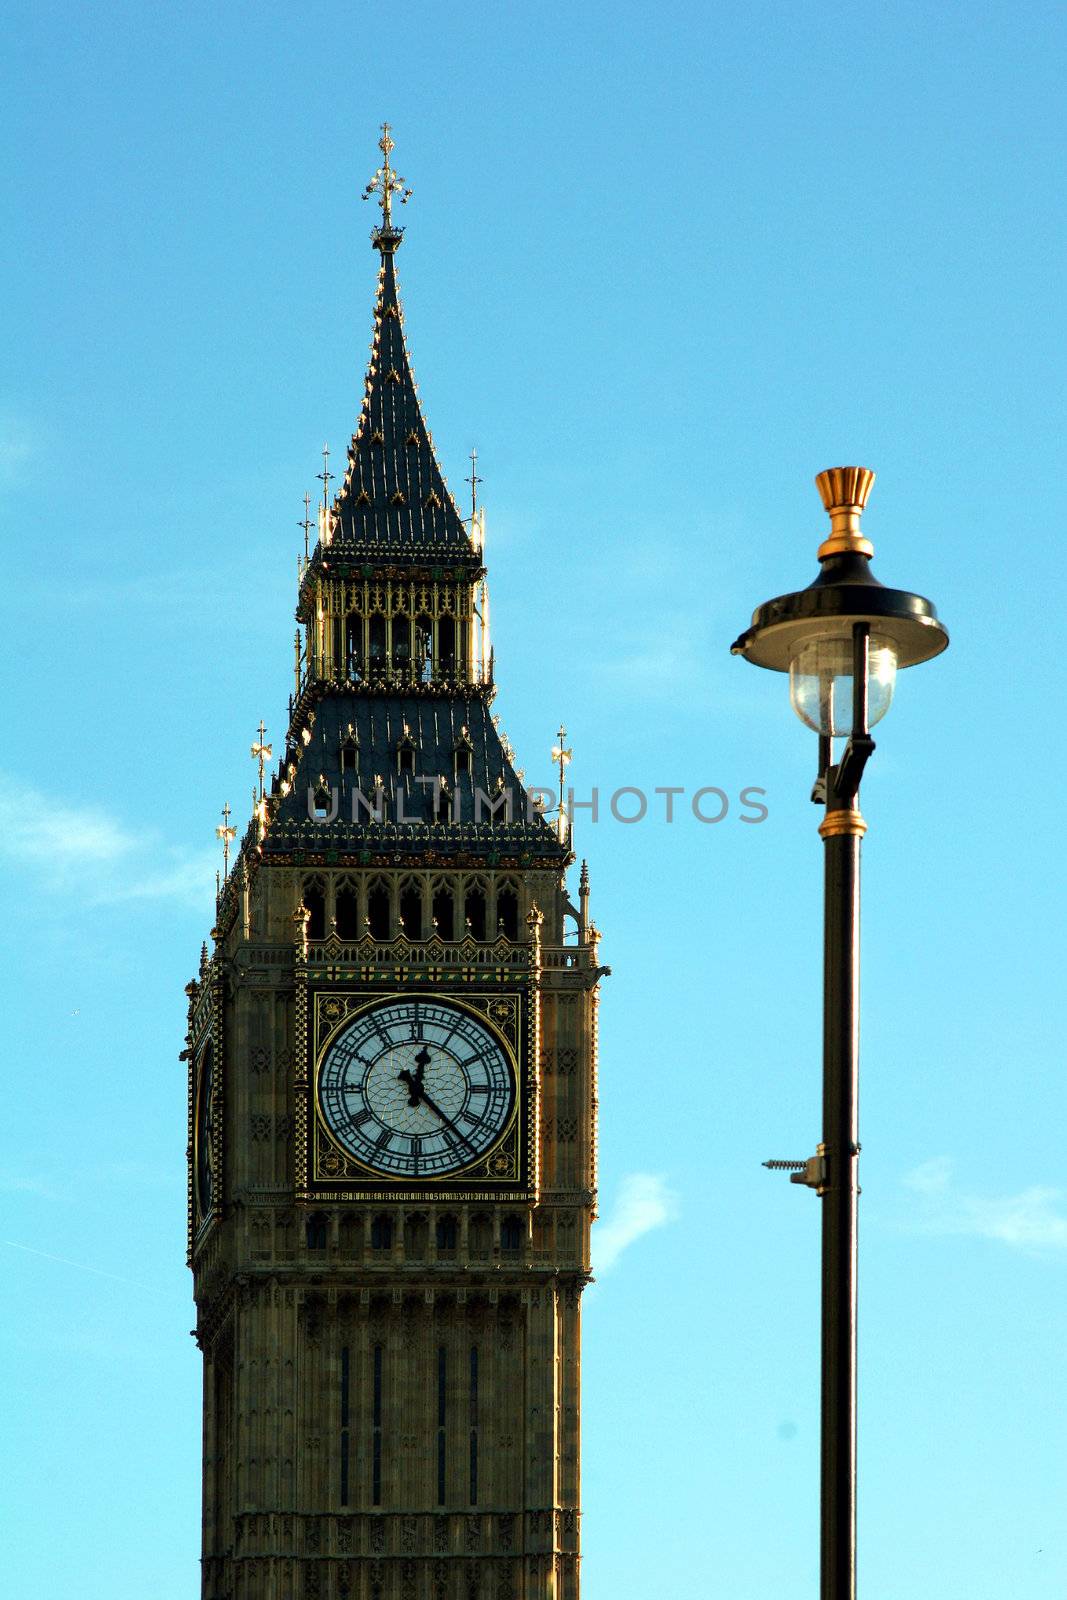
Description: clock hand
xmin=418 ymin=1087 xmax=478 ymax=1159
xmin=399 ymin=1044 xmax=433 ymax=1107
xmin=397 ymin=1067 xmax=423 ymax=1108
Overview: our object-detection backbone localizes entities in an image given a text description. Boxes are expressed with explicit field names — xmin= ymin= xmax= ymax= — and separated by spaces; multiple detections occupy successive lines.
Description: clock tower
xmin=185 ymin=129 xmax=606 ymax=1600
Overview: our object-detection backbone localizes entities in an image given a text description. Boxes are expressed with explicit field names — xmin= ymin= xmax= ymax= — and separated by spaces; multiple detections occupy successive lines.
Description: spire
xmin=327 ymin=126 xmax=478 ymax=556
xmin=362 ymin=122 xmax=412 ymax=253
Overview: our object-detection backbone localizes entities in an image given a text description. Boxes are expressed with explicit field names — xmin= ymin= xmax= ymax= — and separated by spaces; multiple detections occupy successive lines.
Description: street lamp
xmin=731 ymin=466 xmax=948 ymax=1600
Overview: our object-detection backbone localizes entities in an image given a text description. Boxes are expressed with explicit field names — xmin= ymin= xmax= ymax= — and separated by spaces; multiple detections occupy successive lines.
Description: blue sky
xmin=3 ymin=1 xmax=1066 ymax=1595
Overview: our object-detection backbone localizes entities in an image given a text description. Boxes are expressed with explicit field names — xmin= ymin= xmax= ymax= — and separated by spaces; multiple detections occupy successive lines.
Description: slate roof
xmin=262 ymin=691 xmax=565 ymax=861
xmin=328 ymin=239 xmax=478 ymax=558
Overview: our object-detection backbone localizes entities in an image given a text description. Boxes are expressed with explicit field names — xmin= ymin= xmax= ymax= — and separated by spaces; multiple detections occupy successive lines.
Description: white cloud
xmin=594 ymin=1172 xmax=679 ymax=1272
xmin=0 ymin=774 xmax=215 ymax=910
xmin=0 ymin=781 xmax=132 ymax=866
xmin=903 ymin=1157 xmax=1067 ymax=1253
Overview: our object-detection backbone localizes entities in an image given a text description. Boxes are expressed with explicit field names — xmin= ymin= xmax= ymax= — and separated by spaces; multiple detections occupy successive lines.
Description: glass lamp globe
xmin=789 ymin=632 xmax=898 ymax=736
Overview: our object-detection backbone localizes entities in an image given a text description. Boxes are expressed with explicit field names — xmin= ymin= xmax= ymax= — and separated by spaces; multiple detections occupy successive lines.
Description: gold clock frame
xmin=297 ymin=983 xmax=539 ymax=1202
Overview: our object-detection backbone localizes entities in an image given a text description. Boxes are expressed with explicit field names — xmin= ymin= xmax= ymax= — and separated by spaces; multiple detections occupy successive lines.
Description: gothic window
xmin=370 ymin=1214 xmax=393 ymax=1251
xmin=500 ymin=1216 xmax=523 ymax=1253
xmin=496 ymin=884 xmax=519 ymax=941
xmin=432 ymin=886 xmax=455 ymax=941
xmin=345 ymin=617 xmax=363 ymax=681
xmin=435 ymin=1214 xmax=458 ymax=1252
xmin=397 ymin=731 xmax=416 ymax=774
xmin=435 ymin=782 xmax=453 ymax=825
xmin=403 ymin=1213 xmax=428 ymax=1260
xmin=311 ymin=786 xmax=334 ymax=821
xmin=339 ymin=1213 xmax=362 ymax=1257
xmin=335 ymin=884 xmax=360 ymax=941
xmin=367 ymin=882 xmax=391 ymax=941
xmin=465 ymin=885 xmax=487 ymax=942
xmin=453 ymin=728 xmax=473 ymax=778
xmin=468 ymin=1213 xmax=491 ymax=1260
xmin=341 ymin=740 xmax=358 ymax=773
xmin=306 ymin=1213 xmax=328 ymax=1251
xmin=399 ymin=883 xmax=423 ymax=941
xmin=439 ymin=615 xmax=456 ymax=677
xmin=392 ymin=617 xmax=411 ymax=672
xmin=369 ymin=615 xmax=386 ymax=670
xmin=415 ymin=614 xmax=433 ymax=682
xmin=303 ymin=880 xmax=326 ymax=941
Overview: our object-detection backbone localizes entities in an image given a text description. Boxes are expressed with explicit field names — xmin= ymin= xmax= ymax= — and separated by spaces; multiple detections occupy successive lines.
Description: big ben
xmin=185 ymin=128 xmax=606 ymax=1600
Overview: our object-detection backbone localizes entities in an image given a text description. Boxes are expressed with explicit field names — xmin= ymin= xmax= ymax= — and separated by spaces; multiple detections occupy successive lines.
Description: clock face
xmin=194 ymin=1043 xmax=214 ymax=1217
xmin=317 ymin=998 xmax=515 ymax=1178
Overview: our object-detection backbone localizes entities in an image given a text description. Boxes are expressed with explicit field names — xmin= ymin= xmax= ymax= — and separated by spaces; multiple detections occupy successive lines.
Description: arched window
xmin=403 ymin=1214 xmax=428 ymax=1260
xmin=438 ymin=616 xmax=456 ymax=677
xmin=496 ymin=884 xmax=519 ymax=941
xmin=370 ymin=1214 xmax=393 ymax=1251
xmin=306 ymin=1213 xmax=328 ymax=1251
xmin=435 ymin=781 xmax=453 ymax=824
xmin=501 ymin=1215 xmax=523 ymax=1252
xmin=432 ymin=886 xmax=455 ymax=942
xmin=468 ymin=1214 xmax=491 ymax=1260
xmin=368 ymin=615 xmax=386 ymax=671
xmin=367 ymin=882 xmax=390 ymax=941
xmin=396 ymin=731 xmax=416 ymax=774
xmin=345 ymin=617 xmax=363 ymax=681
xmin=465 ymin=885 xmax=487 ymax=942
xmin=414 ymin=614 xmax=433 ymax=682
xmin=392 ymin=617 xmax=411 ymax=673
xmin=302 ymin=880 xmax=326 ymax=940
xmin=453 ymin=728 xmax=473 ymax=777
xmin=311 ymin=785 xmax=334 ymax=821
xmin=399 ymin=883 xmax=422 ymax=940
xmin=335 ymin=883 xmax=360 ymax=940
xmin=436 ymin=1215 xmax=458 ymax=1252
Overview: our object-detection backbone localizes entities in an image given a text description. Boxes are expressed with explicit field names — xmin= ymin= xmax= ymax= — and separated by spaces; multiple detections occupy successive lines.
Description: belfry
xmin=185 ymin=128 xmax=605 ymax=1600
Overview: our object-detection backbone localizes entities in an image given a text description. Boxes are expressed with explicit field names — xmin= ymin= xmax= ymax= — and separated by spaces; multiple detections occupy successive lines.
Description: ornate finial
xmin=580 ymin=859 xmax=589 ymax=893
xmin=362 ymin=122 xmax=412 ymax=250
xmin=317 ymin=444 xmax=333 ymax=511
xmin=551 ymin=724 xmax=573 ymax=845
xmin=215 ymin=802 xmax=237 ymax=880
xmin=299 ymin=490 xmax=313 ymax=560
xmin=466 ymin=447 xmax=483 ymax=522
xmin=815 ymin=466 xmax=875 ymax=561
xmin=250 ymin=720 xmax=272 ymax=801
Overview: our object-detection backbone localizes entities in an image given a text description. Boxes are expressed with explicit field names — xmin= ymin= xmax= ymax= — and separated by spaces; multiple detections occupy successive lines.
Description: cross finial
xmin=466 ymin=447 xmax=483 ymax=521
xmin=551 ymin=724 xmax=573 ymax=845
xmin=250 ymin=720 xmax=273 ymax=801
xmin=317 ymin=444 xmax=333 ymax=510
xmin=215 ymin=801 xmax=237 ymax=879
xmin=362 ymin=122 xmax=413 ymax=242
xmin=299 ymin=490 xmax=313 ymax=559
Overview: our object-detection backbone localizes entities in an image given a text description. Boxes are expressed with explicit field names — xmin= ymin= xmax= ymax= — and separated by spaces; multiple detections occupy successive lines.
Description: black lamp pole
xmin=732 ymin=471 xmax=948 ymax=1600
xmin=818 ymin=622 xmax=872 ymax=1599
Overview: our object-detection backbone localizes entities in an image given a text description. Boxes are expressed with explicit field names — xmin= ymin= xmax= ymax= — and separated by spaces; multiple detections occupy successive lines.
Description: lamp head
xmin=730 ymin=467 xmax=948 ymax=731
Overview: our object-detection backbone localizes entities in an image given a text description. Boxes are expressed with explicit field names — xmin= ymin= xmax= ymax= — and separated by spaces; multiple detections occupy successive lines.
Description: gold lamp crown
xmin=815 ymin=466 xmax=875 ymax=561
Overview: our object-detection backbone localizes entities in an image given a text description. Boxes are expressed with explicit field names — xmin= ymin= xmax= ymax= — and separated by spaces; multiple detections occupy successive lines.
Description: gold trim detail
xmin=815 ymin=465 xmax=875 ymax=561
xmin=819 ymin=808 xmax=867 ymax=839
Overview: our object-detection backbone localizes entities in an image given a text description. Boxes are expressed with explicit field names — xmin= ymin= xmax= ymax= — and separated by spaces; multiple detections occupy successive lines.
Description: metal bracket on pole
xmin=763 ymin=1153 xmax=828 ymax=1194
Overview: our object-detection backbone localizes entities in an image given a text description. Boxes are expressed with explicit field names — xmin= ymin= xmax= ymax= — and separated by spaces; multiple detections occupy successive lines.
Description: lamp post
xmin=731 ymin=467 xmax=948 ymax=1600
